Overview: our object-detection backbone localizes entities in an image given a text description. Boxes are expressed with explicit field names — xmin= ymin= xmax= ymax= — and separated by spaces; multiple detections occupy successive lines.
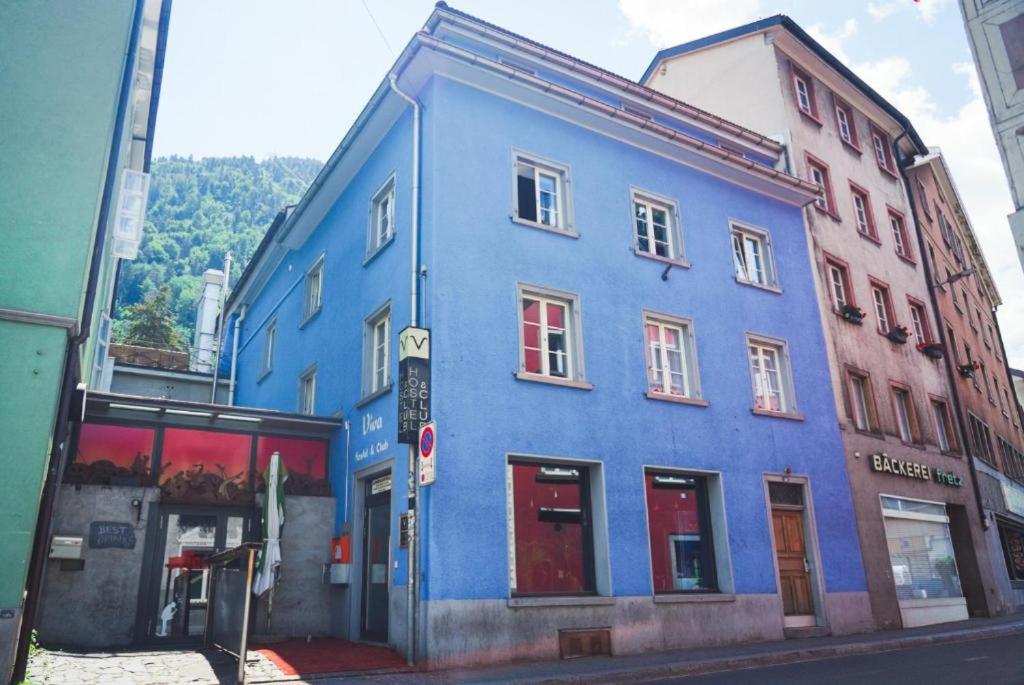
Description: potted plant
xmin=917 ymin=341 xmax=945 ymax=359
xmin=886 ymin=325 xmax=910 ymax=344
xmin=957 ymin=360 xmax=980 ymax=379
xmin=840 ymin=304 xmax=865 ymax=325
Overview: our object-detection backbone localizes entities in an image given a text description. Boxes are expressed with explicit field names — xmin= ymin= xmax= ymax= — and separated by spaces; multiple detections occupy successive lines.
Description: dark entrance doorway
xmin=137 ymin=505 xmax=255 ymax=644
xmin=361 ymin=472 xmax=392 ymax=642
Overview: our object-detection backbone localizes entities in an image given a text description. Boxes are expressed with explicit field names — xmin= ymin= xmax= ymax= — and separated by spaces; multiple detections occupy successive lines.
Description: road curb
xmin=515 ymin=621 xmax=1024 ymax=685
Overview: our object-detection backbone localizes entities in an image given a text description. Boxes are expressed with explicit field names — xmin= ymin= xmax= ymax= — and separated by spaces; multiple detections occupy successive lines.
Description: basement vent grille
xmin=558 ymin=628 xmax=611 ymax=659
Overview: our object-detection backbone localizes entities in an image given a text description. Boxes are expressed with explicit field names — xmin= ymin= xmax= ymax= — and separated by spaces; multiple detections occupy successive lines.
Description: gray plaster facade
xmin=110 ymin=364 xmax=229 ymax=404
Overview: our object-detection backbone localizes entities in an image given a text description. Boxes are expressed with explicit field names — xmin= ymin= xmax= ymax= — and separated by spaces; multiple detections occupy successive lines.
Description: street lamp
xmin=934 ymin=267 xmax=976 ymax=288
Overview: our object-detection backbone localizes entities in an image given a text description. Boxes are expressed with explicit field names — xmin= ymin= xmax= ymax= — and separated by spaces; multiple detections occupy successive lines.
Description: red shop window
xmin=160 ymin=428 xmax=252 ymax=504
xmin=65 ymin=423 xmax=156 ymax=485
xmin=644 ymin=470 xmax=717 ymax=593
xmin=510 ymin=461 xmax=595 ymax=595
xmin=256 ymin=436 xmax=330 ymax=496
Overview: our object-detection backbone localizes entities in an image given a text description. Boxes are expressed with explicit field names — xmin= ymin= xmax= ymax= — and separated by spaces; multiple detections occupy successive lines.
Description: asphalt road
xmin=638 ymin=633 xmax=1024 ymax=684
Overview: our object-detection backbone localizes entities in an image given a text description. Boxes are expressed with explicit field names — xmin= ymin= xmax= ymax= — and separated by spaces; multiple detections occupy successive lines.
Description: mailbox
xmin=50 ymin=536 xmax=83 ymax=560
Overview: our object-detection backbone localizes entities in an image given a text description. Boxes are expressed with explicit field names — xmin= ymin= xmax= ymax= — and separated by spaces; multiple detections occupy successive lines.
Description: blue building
xmin=224 ymin=3 xmax=871 ymax=667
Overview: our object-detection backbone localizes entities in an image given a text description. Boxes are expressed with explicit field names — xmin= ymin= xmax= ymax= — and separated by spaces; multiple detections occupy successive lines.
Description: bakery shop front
xmin=864 ymin=452 xmax=986 ymax=628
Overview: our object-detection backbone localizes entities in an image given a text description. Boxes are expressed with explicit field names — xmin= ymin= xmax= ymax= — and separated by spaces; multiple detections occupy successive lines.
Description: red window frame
xmin=887 ymin=206 xmax=914 ymax=262
xmin=869 ymin=124 xmax=897 ymax=176
xmin=833 ymin=96 xmax=860 ymax=150
xmin=806 ymin=153 xmax=837 ymax=219
xmin=906 ymin=296 xmax=932 ymax=344
xmin=916 ymin=178 xmax=932 ymax=221
xmin=791 ymin=64 xmax=820 ymax=123
xmin=824 ymin=252 xmax=855 ymax=313
xmin=868 ymin=277 xmax=897 ymax=335
xmin=849 ymin=182 xmax=879 ymax=242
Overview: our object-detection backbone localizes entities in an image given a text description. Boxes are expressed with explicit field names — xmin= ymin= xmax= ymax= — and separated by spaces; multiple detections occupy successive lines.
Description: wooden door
xmin=772 ymin=509 xmax=814 ymax=617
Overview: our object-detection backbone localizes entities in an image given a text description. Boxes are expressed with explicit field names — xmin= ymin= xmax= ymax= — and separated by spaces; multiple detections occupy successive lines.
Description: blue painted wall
xmin=234 ymin=72 xmax=867 ymax=604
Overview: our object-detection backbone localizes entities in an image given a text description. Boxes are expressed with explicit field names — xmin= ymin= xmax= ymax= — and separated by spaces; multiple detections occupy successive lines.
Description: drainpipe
xmin=894 ymin=132 xmax=989 ymax=530
xmin=227 ymin=304 xmax=246 ymax=406
xmin=387 ymin=72 xmax=422 ymax=667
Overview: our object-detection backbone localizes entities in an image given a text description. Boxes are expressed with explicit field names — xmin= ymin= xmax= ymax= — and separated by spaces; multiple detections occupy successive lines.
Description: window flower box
xmin=958 ymin=361 xmax=979 ymax=379
xmin=917 ymin=341 xmax=945 ymax=360
xmin=886 ymin=325 xmax=910 ymax=345
xmin=840 ymin=304 xmax=865 ymax=325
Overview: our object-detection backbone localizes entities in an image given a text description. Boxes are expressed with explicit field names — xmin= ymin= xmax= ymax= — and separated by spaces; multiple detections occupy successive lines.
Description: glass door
xmin=361 ymin=473 xmax=391 ymax=642
xmin=144 ymin=507 xmax=251 ymax=644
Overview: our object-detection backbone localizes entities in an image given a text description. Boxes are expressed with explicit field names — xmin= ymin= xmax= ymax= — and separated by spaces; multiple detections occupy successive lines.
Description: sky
xmin=152 ymin=0 xmax=1024 ymax=367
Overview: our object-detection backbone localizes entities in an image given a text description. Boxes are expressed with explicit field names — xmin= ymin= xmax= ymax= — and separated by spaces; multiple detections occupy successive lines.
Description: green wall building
xmin=0 ymin=2 xmax=170 ymax=679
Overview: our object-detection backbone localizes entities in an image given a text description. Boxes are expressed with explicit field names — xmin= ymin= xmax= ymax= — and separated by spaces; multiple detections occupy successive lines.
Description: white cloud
xmin=805 ymin=19 xmax=858 ymax=63
xmin=617 ymin=0 xmax=763 ymax=48
xmin=865 ymin=0 xmax=949 ymax=24
xmin=867 ymin=1 xmax=898 ymax=21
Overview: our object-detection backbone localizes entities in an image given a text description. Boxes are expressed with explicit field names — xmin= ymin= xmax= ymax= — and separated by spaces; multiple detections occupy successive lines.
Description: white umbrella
xmin=253 ymin=452 xmax=287 ymax=599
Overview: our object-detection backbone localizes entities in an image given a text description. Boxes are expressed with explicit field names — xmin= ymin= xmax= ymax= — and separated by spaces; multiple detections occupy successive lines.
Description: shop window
xmin=881 ymin=496 xmax=963 ymax=601
xmin=160 ymin=428 xmax=252 ymax=504
xmin=513 ymin=151 xmax=572 ymax=232
xmin=644 ymin=312 xmax=700 ymax=400
xmin=999 ymin=524 xmax=1024 ymax=583
xmin=256 ymin=436 xmax=330 ymax=496
xmin=65 ymin=423 xmax=156 ymax=486
xmin=508 ymin=460 xmax=595 ymax=595
xmin=644 ymin=470 xmax=718 ymax=593
xmin=633 ymin=190 xmax=684 ymax=262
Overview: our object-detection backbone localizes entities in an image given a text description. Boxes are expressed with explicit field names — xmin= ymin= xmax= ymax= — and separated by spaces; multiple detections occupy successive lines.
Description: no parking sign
xmin=418 ymin=421 xmax=436 ymax=486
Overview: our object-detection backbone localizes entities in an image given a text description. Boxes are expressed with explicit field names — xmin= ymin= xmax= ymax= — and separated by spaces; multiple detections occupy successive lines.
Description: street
xmin=640 ymin=634 xmax=1024 ymax=684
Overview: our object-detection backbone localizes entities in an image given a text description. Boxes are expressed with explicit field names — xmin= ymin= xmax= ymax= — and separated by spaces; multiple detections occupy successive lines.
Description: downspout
xmin=228 ymin=304 xmax=246 ymax=406
xmin=894 ymin=132 xmax=989 ymax=530
xmin=387 ymin=73 xmax=421 ymax=667
xmin=12 ymin=1 xmax=149 ymax=681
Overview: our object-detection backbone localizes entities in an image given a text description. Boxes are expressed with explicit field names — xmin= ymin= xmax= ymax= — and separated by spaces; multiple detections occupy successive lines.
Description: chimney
xmin=192 ymin=269 xmax=224 ymax=372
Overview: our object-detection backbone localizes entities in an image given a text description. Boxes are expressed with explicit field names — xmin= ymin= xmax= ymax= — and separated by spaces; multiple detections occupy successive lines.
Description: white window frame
xmin=631 ymin=187 xmax=685 ymax=263
xmin=809 ymin=165 xmax=829 ymax=211
xmin=850 ymin=373 xmax=872 ymax=432
xmin=298 ymin=363 xmax=317 ymax=415
xmin=367 ymin=174 xmax=396 ymax=257
xmin=872 ymin=284 xmax=892 ymax=333
xmin=516 ymin=283 xmax=587 ymax=385
xmin=261 ymin=319 xmax=277 ymax=377
xmin=891 ymin=213 xmax=909 ymax=257
xmin=826 ymin=261 xmax=850 ymax=310
xmin=746 ymin=333 xmax=797 ymax=416
xmin=302 ymin=254 xmax=324 ymax=323
xmin=511 ymin=149 xmax=574 ymax=234
xmin=793 ymin=74 xmax=812 ymax=115
xmin=362 ymin=302 xmax=392 ymax=399
xmin=931 ymin=399 xmax=952 ymax=452
xmin=643 ymin=310 xmax=701 ymax=401
xmin=835 ymin=103 xmax=853 ymax=144
xmin=909 ymin=303 xmax=926 ymax=343
xmin=730 ymin=221 xmax=778 ymax=290
xmin=851 ymin=189 xmax=872 ymax=236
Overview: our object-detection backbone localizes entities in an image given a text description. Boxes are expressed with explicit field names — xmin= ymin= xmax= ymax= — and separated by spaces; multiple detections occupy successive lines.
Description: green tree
xmin=114 ymin=285 xmax=187 ymax=350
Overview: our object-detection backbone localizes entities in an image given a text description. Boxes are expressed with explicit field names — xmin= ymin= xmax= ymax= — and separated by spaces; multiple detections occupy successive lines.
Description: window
xmin=303 ymin=256 xmax=324 ymax=321
xmin=917 ymin=179 xmax=931 ymax=221
xmin=518 ymin=285 xmax=585 ymax=384
xmin=889 ymin=209 xmax=913 ymax=260
xmin=65 ymin=423 xmax=156 ymax=486
xmin=508 ymin=460 xmax=595 ymax=595
xmin=968 ymin=412 xmax=995 ymax=464
xmin=975 ymin=308 xmax=984 ymax=335
xmin=870 ymin=280 xmax=895 ymax=334
xmin=299 ymin=365 xmax=317 ymax=415
xmin=850 ymin=184 xmax=877 ymax=240
xmin=362 ymin=303 xmax=391 ymax=398
xmin=513 ymin=152 xmax=571 ymax=231
xmin=999 ymin=439 xmax=1024 ymax=484
xmin=987 ymin=323 xmax=996 ymax=352
xmin=159 ymin=429 xmax=252 ymax=504
xmin=644 ymin=312 xmax=700 ymax=399
xmin=834 ymin=99 xmax=858 ymax=147
xmin=891 ymin=385 xmax=919 ymax=444
xmin=870 ymin=124 xmax=896 ymax=174
xmin=931 ymin=398 xmax=957 ymax=452
xmin=806 ymin=156 xmax=835 ymax=215
xmin=996 ymin=376 xmax=1008 ymax=416
xmin=1003 ymin=386 xmax=1013 ymax=419
xmin=731 ymin=222 xmax=777 ymax=288
xmin=999 ymin=524 xmax=1024 ymax=583
xmin=256 ymin=436 xmax=329 ymax=496
xmin=908 ymin=299 xmax=931 ymax=344
xmin=747 ymin=335 xmax=797 ymax=415
xmin=984 ymin=369 xmax=995 ymax=404
xmin=261 ymin=320 xmax=276 ymax=376
xmin=791 ymin=65 xmax=817 ymax=119
xmin=368 ymin=176 xmax=395 ymax=255
xmin=946 ymin=323 xmax=958 ymax=362
xmin=825 ymin=256 xmax=853 ymax=311
xmin=968 ymin=301 xmax=979 ymax=331
xmin=882 ymin=497 xmax=963 ymax=602
xmin=847 ymin=369 xmax=878 ymax=432
xmin=999 ymin=14 xmax=1024 ymax=90
xmin=632 ymin=190 xmax=684 ymax=261
xmin=644 ymin=470 xmax=718 ymax=593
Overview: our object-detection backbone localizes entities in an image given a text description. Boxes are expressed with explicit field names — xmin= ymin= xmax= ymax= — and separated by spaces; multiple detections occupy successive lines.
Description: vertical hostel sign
xmin=398 ymin=327 xmax=430 ymax=444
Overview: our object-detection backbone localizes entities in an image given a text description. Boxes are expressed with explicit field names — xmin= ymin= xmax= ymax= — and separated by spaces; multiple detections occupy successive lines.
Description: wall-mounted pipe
xmin=228 ymin=304 xmax=246 ymax=406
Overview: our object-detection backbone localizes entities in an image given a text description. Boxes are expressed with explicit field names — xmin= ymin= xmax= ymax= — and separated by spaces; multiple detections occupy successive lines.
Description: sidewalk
xmin=305 ymin=612 xmax=1024 ymax=685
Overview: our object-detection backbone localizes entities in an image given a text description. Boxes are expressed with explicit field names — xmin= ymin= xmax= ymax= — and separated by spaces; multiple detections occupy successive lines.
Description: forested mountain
xmin=114 ymin=156 xmax=322 ymax=340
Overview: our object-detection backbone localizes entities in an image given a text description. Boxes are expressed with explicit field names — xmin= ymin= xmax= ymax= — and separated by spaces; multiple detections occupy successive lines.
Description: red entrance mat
xmin=253 ymin=638 xmax=408 ymax=676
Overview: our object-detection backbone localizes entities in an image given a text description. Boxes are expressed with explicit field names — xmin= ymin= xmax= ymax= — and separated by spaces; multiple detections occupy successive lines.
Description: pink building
xmin=642 ymin=16 xmax=1007 ymax=631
